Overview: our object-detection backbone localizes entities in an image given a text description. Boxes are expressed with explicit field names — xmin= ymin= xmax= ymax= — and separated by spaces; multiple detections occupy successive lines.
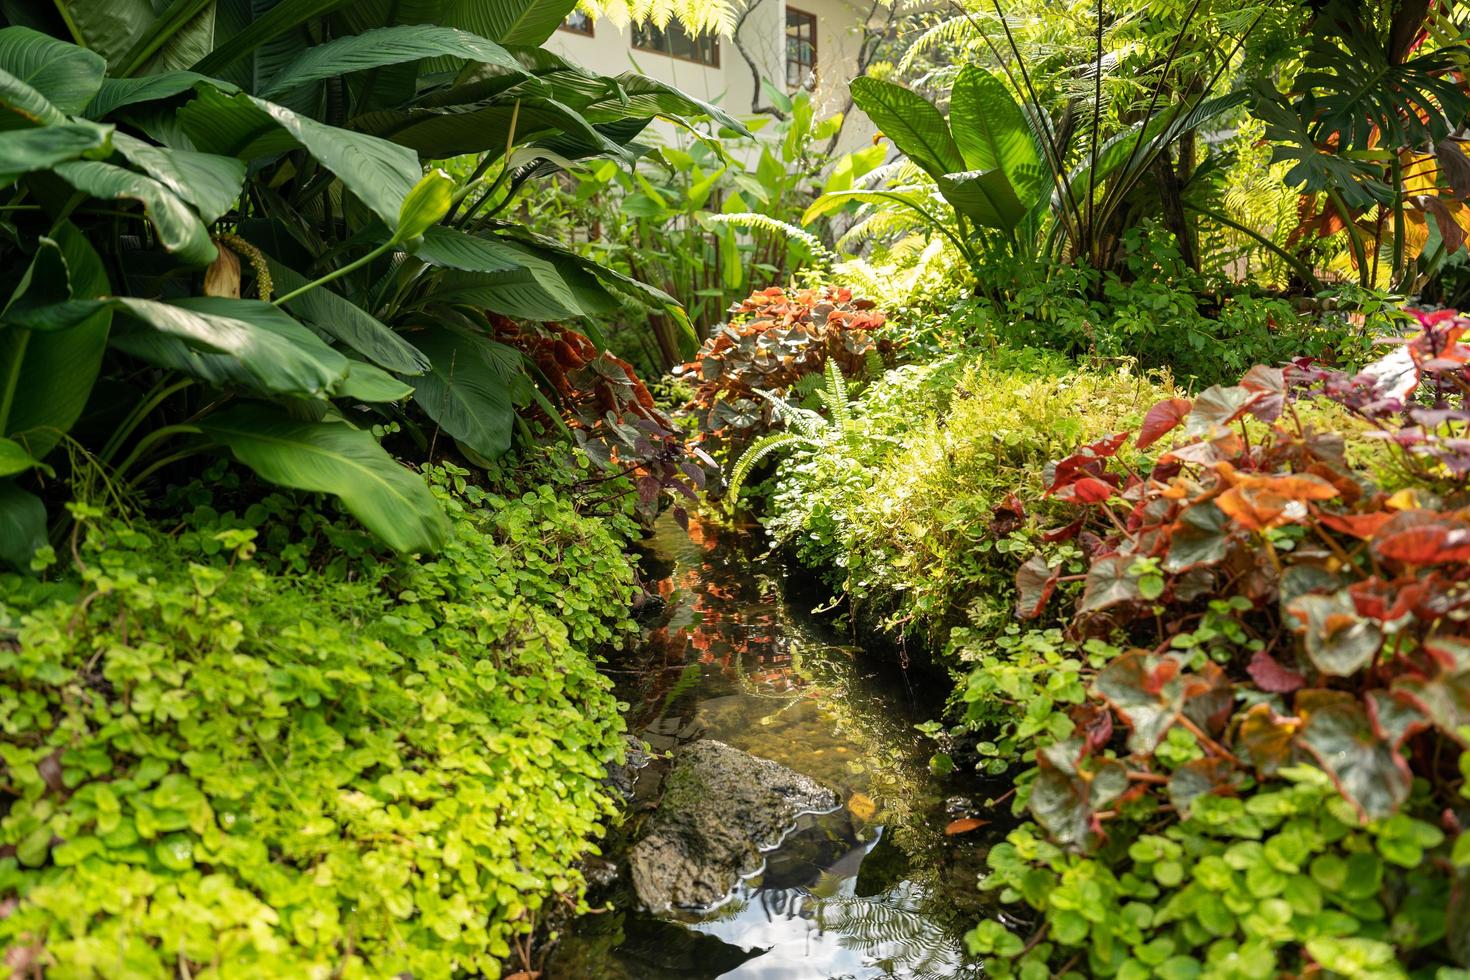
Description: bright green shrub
xmin=973 ymin=767 xmax=1459 ymax=980
xmin=0 ymin=464 xmax=634 ymax=978
xmin=764 ymin=348 xmax=1173 ymax=645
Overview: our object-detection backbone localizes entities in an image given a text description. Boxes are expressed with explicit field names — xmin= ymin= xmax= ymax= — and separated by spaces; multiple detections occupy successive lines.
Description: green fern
xmin=726 ymin=431 xmax=808 ymax=504
xmin=819 ymin=359 xmax=852 ymax=430
xmin=704 ymin=212 xmax=837 ymax=267
xmin=726 ymin=359 xmax=853 ymax=509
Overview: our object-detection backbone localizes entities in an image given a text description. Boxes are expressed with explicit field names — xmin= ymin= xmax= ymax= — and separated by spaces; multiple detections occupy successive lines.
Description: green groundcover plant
xmin=0 ymin=460 xmax=635 ymax=977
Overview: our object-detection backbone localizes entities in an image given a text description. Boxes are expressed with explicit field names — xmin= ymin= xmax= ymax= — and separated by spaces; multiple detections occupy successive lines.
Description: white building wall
xmin=542 ymin=1 xmax=877 ymax=163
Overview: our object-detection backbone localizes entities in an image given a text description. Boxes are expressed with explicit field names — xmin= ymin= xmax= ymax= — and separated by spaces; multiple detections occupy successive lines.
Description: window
xmin=561 ymin=11 xmax=594 ymax=35
xmin=786 ymin=8 xmax=817 ymax=89
xmin=631 ymin=22 xmax=720 ymax=67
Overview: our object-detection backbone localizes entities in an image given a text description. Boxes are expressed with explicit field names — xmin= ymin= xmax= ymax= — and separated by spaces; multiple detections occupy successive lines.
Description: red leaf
xmin=1240 ymin=365 xmax=1287 ymax=422
xmin=1375 ymin=523 xmax=1470 ymax=564
xmin=1247 ymin=649 xmax=1306 ymax=693
xmin=1015 ymin=555 xmax=1060 ymax=619
xmin=1084 ymin=431 xmax=1131 ymax=458
xmin=1042 ymin=516 xmax=1087 ymax=542
xmin=944 ymin=817 xmax=990 ymax=835
xmin=1137 ymin=398 xmax=1194 ymax=450
xmin=1318 ymin=511 xmax=1395 ymax=539
xmin=1054 ymin=476 xmax=1116 ymax=504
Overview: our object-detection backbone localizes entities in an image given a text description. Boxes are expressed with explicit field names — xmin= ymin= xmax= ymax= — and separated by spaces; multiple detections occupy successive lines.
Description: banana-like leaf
xmin=406 ymin=323 xmax=520 ymax=460
xmin=938 ymin=168 xmax=1025 ymax=230
xmin=582 ymin=74 xmax=752 ymax=137
xmin=849 ymin=76 xmax=964 ymax=182
xmin=180 ymin=86 xmax=421 ymax=230
xmin=0 ymin=121 xmax=113 ymax=186
xmin=193 ymin=0 xmax=355 ymax=75
xmin=0 ymin=226 xmax=111 ymax=459
xmin=46 ymin=0 xmax=158 ymax=71
xmin=0 ymin=479 xmax=46 ymax=568
xmin=268 ymin=259 xmax=429 ymax=375
xmin=412 ymin=228 xmax=617 ymax=320
xmin=260 ymin=25 xmax=523 ymax=99
xmin=87 ymin=71 xmax=231 ymax=119
xmin=111 ymin=132 xmax=246 ymax=224
xmin=198 ymin=403 xmax=448 ymax=554
xmin=0 ymin=66 xmax=65 ymax=127
xmin=443 ymin=0 xmax=578 ymax=46
xmin=0 ymin=27 xmax=106 ymax=114
xmin=112 ymin=296 xmax=350 ymax=397
xmin=355 ymin=95 xmax=637 ymax=163
xmin=52 ymin=159 xmax=217 ymax=265
xmin=337 ymin=361 xmax=415 ymax=403
xmin=949 ymin=66 xmax=1045 ymax=208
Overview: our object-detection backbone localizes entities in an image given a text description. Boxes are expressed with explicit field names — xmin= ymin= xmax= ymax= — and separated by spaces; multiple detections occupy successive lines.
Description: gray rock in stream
xmin=628 ymin=739 xmax=839 ymax=911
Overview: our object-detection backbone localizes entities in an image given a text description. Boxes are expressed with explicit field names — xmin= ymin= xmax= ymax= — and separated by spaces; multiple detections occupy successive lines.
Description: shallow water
xmin=549 ymin=514 xmax=996 ymax=980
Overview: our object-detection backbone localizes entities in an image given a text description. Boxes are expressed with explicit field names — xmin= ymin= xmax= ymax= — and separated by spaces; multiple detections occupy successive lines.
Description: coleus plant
xmin=493 ymin=315 xmax=706 ymax=526
xmin=1018 ymin=308 xmax=1470 ymax=842
xmin=673 ymin=285 xmax=894 ymax=458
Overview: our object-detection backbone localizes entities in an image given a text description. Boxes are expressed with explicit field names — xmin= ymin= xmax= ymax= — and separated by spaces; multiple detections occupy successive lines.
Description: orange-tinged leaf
xmin=847 ymin=792 xmax=877 ymax=822
xmin=945 ymin=817 xmax=990 ymax=835
xmin=1318 ymin=511 xmax=1395 ymax=539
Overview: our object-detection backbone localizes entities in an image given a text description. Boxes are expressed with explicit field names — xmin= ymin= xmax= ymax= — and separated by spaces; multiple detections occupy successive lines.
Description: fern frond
xmin=753 ymin=386 xmax=825 ymax=438
xmin=820 ymin=359 xmax=852 ymax=430
xmin=704 ymin=212 xmax=836 ymax=267
xmin=727 ymin=432 xmax=808 ymax=505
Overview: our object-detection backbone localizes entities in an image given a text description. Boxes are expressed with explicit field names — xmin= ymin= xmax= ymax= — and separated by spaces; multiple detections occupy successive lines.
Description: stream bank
xmin=549 ymin=513 xmax=1005 ymax=979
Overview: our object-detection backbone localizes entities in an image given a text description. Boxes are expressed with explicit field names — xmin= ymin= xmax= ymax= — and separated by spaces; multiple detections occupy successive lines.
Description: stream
xmin=549 ymin=514 xmax=998 ymax=979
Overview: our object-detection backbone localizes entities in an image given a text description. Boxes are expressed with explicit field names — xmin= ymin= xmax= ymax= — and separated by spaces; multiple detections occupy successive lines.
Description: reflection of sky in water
xmin=685 ymin=822 xmax=977 ymax=980
xmin=552 ymin=514 xmax=989 ymax=979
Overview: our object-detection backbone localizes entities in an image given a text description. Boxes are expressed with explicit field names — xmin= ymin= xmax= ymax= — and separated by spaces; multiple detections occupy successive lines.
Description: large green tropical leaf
xmin=938 ymin=168 xmax=1026 ymax=230
xmin=198 ymin=403 xmax=448 ymax=553
xmin=412 ymin=228 xmax=617 ymax=320
xmin=111 ymin=297 xmax=350 ymax=397
xmin=111 ymin=0 xmax=217 ymax=77
xmin=849 ymin=76 xmax=964 ymax=182
xmin=949 ymin=66 xmax=1045 ymax=208
xmin=0 ymin=226 xmax=111 ymax=459
xmin=192 ymin=0 xmax=355 ymax=76
xmin=179 ymin=86 xmax=420 ymax=229
xmin=268 ymin=259 xmax=429 ymax=375
xmin=86 ymin=71 xmax=230 ymax=119
xmin=1062 ymin=92 xmax=1248 ymax=215
xmin=14 ymin=294 xmax=346 ymax=398
xmin=405 ymin=324 xmax=519 ymax=460
xmin=260 ymin=25 xmax=523 ymax=99
xmin=355 ymin=95 xmax=637 ymax=162
xmin=443 ymin=0 xmax=577 ymax=46
xmin=47 ymin=0 xmax=158 ymax=70
xmin=0 ymin=121 xmax=112 ymax=185
xmin=111 ymin=132 xmax=246 ymax=224
xmin=0 ymin=27 xmax=106 ymax=114
xmin=52 ymin=160 xmax=217 ymax=265
xmin=0 ymin=66 xmax=65 ymax=127
xmin=0 ymin=478 xmax=46 ymax=568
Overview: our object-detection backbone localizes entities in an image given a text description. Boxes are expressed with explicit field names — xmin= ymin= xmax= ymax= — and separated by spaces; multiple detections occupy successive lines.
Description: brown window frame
xmin=559 ymin=11 xmax=594 ymax=36
xmin=786 ymin=7 xmax=817 ymax=90
xmin=630 ymin=22 xmax=721 ymax=68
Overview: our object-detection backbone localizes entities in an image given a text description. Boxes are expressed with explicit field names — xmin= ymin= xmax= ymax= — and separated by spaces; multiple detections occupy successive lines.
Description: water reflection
xmin=550 ymin=515 xmax=990 ymax=979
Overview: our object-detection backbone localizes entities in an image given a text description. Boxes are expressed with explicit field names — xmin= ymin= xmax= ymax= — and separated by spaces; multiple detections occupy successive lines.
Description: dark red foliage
xmin=1017 ymin=309 xmax=1470 ymax=832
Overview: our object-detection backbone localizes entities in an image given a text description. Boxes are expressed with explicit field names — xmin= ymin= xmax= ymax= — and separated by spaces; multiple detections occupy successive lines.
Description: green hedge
xmin=0 ymin=464 xmax=634 ymax=977
xmin=763 ymin=346 xmax=1174 ymax=646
